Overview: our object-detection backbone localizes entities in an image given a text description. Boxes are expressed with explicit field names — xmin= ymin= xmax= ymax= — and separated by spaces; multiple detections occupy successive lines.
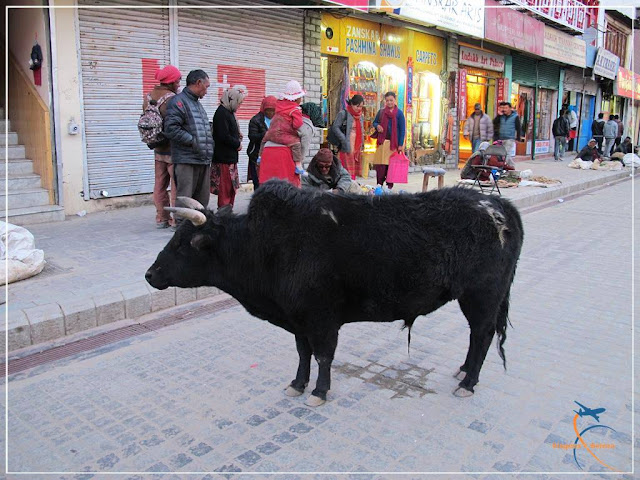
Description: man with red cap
xmin=142 ymin=65 xmax=181 ymax=229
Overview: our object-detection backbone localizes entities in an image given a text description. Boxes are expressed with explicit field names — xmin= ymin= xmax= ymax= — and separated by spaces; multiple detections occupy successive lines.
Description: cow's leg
xmin=455 ymin=332 xmax=475 ymax=381
xmin=305 ymin=329 xmax=339 ymax=407
xmin=286 ymin=335 xmax=312 ymax=397
xmin=455 ymin=292 xmax=501 ymax=396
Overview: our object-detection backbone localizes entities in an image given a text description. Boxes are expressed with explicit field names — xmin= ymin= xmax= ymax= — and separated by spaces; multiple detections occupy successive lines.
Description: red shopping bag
xmin=386 ymin=152 xmax=409 ymax=184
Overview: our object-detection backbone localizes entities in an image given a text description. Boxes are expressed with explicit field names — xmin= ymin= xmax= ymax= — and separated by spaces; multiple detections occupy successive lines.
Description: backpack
xmin=138 ymin=92 xmax=174 ymax=149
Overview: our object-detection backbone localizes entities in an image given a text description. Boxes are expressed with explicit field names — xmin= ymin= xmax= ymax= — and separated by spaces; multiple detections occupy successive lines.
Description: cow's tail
xmin=496 ymin=290 xmax=511 ymax=371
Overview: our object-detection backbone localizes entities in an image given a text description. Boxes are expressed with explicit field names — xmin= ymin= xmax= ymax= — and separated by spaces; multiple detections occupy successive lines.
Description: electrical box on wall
xmin=68 ymin=118 xmax=79 ymax=135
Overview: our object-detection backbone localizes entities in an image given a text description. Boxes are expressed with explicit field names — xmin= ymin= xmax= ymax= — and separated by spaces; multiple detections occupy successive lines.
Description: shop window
xmin=412 ymin=71 xmax=441 ymax=154
xmin=349 ymin=61 xmax=379 ymax=153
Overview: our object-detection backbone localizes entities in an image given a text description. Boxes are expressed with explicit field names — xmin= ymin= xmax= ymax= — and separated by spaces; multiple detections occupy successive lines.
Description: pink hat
xmin=155 ymin=65 xmax=181 ymax=84
xmin=280 ymin=80 xmax=306 ymax=101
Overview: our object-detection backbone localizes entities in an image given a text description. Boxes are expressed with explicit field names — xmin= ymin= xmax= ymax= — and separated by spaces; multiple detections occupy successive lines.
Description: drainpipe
xmin=532 ymin=62 xmax=538 ymax=161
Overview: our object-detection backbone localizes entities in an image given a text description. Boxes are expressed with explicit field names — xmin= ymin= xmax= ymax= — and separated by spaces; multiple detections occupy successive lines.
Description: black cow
xmin=146 ymin=181 xmax=523 ymax=406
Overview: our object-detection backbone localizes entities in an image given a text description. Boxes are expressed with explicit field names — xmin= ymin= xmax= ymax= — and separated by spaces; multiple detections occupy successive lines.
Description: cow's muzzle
xmin=145 ymin=267 xmax=168 ymax=290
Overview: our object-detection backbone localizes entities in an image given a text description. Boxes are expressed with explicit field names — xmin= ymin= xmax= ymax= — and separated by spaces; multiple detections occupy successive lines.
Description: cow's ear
xmin=191 ymin=233 xmax=213 ymax=250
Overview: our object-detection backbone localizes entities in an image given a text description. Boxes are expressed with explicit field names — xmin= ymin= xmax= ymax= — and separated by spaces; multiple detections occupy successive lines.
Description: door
xmin=578 ymin=95 xmax=595 ymax=151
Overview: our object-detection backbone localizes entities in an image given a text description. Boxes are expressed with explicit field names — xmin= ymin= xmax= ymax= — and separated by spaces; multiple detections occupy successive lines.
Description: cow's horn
xmin=176 ymin=196 xmax=205 ymax=210
xmin=164 ymin=207 xmax=206 ymax=226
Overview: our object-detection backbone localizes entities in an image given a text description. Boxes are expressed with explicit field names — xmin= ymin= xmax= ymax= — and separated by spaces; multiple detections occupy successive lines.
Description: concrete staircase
xmin=1 ymin=112 xmax=65 ymax=225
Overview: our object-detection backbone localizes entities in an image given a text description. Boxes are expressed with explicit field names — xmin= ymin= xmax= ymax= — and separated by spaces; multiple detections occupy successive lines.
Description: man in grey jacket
xmin=603 ymin=114 xmax=618 ymax=157
xmin=164 ymin=69 xmax=214 ymax=211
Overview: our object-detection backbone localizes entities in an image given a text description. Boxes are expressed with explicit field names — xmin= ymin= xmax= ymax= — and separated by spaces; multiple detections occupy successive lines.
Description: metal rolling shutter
xmin=511 ymin=54 xmax=537 ymax=87
xmin=537 ymin=62 xmax=560 ymax=90
xmin=78 ymin=0 xmax=170 ymax=198
xmin=177 ymin=0 xmax=304 ymax=182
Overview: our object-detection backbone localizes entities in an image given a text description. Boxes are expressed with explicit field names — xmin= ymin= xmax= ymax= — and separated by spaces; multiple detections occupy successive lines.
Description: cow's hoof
xmin=304 ymin=395 xmax=326 ymax=407
xmin=454 ymin=369 xmax=466 ymax=381
xmin=453 ymin=386 xmax=474 ymax=398
xmin=285 ymin=386 xmax=304 ymax=397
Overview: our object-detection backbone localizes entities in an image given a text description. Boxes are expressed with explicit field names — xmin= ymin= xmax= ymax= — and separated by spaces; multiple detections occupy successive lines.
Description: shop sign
xmin=507 ymin=0 xmax=586 ymax=33
xmin=535 ymin=140 xmax=550 ymax=154
xmin=458 ymin=69 xmax=467 ymax=121
xmin=484 ymin=0 xmax=544 ymax=56
xmin=496 ymin=78 xmax=506 ymax=105
xmin=615 ymin=67 xmax=640 ymax=100
xmin=459 ymin=46 xmax=504 ymax=72
xmin=411 ymin=31 xmax=445 ymax=74
xmin=407 ymin=59 xmax=414 ymax=106
xmin=543 ymin=25 xmax=586 ymax=68
xmin=325 ymin=0 xmax=368 ymax=12
xmin=379 ymin=24 xmax=410 ymax=69
xmin=593 ymin=48 xmax=620 ymax=80
xmin=321 ymin=14 xmax=380 ymax=63
xmin=376 ymin=0 xmax=485 ymax=38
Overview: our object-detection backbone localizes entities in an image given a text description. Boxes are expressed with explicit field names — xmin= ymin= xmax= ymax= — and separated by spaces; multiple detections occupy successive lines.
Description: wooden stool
xmin=422 ymin=167 xmax=446 ymax=192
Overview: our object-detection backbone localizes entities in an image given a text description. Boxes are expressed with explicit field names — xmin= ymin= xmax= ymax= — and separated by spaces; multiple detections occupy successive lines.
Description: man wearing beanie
xmin=143 ymin=65 xmax=181 ymax=229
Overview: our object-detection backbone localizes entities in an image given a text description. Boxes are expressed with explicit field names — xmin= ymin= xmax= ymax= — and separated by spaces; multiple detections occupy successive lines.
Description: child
xmin=261 ymin=80 xmax=306 ymax=175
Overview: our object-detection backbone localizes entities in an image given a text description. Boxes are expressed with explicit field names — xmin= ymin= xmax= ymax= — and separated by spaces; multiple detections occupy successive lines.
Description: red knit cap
xmin=313 ymin=148 xmax=333 ymax=164
xmin=261 ymin=95 xmax=277 ymax=112
xmin=155 ymin=65 xmax=181 ymax=84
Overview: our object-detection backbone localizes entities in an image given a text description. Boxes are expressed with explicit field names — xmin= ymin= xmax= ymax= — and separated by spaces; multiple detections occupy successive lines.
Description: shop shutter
xmin=78 ymin=0 xmax=170 ymax=199
xmin=537 ymin=62 xmax=560 ymax=89
xmin=176 ymin=0 xmax=304 ymax=182
xmin=511 ymin=54 xmax=537 ymax=87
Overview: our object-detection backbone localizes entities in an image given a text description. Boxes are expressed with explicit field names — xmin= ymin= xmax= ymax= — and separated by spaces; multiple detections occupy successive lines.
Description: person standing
xmin=463 ymin=103 xmax=493 ymax=154
xmin=143 ymin=65 xmax=181 ymax=229
xmin=603 ymin=114 xmax=618 ymax=157
xmin=328 ymin=94 xmax=365 ymax=180
xmin=246 ymin=96 xmax=277 ymax=190
xmin=299 ymin=102 xmax=321 ymax=162
xmin=372 ymin=91 xmax=405 ymax=189
xmin=211 ymin=86 xmax=247 ymax=210
xmin=551 ymin=109 xmax=570 ymax=161
xmin=591 ymin=113 xmax=605 ymax=154
xmin=164 ymin=69 xmax=214 ymax=215
xmin=614 ymin=114 xmax=623 ymax=148
xmin=258 ymin=80 xmax=306 ymax=187
xmin=566 ymin=105 xmax=578 ymax=151
xmin=496 ymin=102 xmax=521 ymax=166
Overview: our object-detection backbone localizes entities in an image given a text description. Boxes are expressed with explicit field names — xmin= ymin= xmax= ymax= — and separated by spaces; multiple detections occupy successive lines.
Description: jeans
xmin=604 ymin=138 xmax=616 ymax=157
xmin=471 ymin=138 xmax=481 ymax=154
xmin=553 ymin=136 xmax=567 ymax=160
xmin=502 ymin=139 xmax=516 ymax=167
xmin=594 ymin=136 xmax=603 ymax=154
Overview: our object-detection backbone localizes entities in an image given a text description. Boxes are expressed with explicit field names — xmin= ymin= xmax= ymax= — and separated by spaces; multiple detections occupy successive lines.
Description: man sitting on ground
xmin=574 ymin=139 xmax=601 ymax=163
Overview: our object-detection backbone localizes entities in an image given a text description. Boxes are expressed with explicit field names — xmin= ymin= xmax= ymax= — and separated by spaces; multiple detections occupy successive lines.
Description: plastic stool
xmin=422 ymin=167 xmax=446 ymax=192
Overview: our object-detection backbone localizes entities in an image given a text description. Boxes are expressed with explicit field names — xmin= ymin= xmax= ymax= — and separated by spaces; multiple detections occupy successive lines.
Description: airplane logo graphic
xmin=573 ymin=401 xmax=606 ymax=422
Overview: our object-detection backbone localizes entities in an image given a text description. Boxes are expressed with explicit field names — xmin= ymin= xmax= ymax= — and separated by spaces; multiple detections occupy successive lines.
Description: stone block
xmin=24 ymin=303 xmax=65 ymax=344
xmin=176 ymin=288 xmax=197 ymax=305
xmin=59 ymin=296 xmax=97 ymax=336
xmin=121 ymin=283 xmax=152 ymax=319
xmin=147 ymin=284 xmax=176 ymax=312
xmin=7 ymin=308 xmax=31 ymax=352
xmin=94 ymin=289 xmax=125 ymax=326
xmin=196 ymin=286 xmax=221 ymax=300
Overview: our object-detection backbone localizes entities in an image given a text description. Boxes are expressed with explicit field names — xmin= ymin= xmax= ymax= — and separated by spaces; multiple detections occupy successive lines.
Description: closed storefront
xmin=78 ymin=0 xmax=171 ymax=199
xmin=77 ymin=0 xmax=304 ymax=198
xmin=511 ymin=54 xmax=560 ymax=158
xmin=177 ymin=1 xmax=304 ymax=181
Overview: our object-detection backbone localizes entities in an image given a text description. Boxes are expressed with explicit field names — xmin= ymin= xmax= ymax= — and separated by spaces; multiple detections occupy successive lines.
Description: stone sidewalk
xmin=2 ymin=177 xmax=636 ymax=477
xmin=3 ymin=155 xmax=636 ymax=353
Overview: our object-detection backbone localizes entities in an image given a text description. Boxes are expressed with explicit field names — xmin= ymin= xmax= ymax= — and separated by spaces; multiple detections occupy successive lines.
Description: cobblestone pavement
xmin=2 ymin=178 xmax=637 ymax=479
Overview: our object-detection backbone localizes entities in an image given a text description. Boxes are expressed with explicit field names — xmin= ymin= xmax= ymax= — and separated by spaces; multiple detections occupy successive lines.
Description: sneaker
xmin=156 ymin=221 xmax=169 ymax=229
xmin=294 ymin=166 xmax=306 ymax=176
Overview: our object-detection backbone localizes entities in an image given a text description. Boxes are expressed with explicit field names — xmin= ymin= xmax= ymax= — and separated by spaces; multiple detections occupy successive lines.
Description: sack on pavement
xmin=0 ymin=221 xmax=45 ymax=285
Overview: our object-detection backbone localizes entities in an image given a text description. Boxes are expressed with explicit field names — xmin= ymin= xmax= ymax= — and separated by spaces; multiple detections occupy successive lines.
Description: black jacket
xmin=591 ymin=119 xmax=605 ymax=137
xmin=164 ymin=88 xmax=214 ymax=165
xmin=247 ymin=112 xmax=268 ymax=163
xmin=552 ymin=116 xmax=570 ymax=137
xmin=212 ymin=105 xmax=241 ymax=164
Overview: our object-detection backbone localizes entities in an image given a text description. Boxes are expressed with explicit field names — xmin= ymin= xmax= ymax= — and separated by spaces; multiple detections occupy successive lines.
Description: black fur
xmin=146 ymin=180 xmax=524 ymax=399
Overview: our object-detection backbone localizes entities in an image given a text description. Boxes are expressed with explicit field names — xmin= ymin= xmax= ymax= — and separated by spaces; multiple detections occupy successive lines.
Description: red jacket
xmin=262 ymin=99 xmax=302 ymax=146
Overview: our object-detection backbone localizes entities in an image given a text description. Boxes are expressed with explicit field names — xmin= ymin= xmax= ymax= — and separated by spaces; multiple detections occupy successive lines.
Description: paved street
xmin=2 ymin=178 xmax=637 ymax=479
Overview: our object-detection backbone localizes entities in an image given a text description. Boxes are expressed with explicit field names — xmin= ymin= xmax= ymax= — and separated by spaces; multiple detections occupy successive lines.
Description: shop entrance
xmin=577 ymin=94 xmax=595 ymax=151
xmin=511 ymin=83 xmax=534 ymax=156
xmin=322 ymin=55 xmax=349 ymax=129
xmin=459 ymin=70 xmax=497 ymax=162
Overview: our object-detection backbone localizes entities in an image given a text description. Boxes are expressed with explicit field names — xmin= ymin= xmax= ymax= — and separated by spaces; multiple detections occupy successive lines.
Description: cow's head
xmin=145 ymin=197 xmax=228 ymax=290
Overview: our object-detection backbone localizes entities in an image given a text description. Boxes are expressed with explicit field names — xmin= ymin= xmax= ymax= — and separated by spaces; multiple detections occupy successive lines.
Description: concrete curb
xmin=4 ymin=168 xmax=636 ymax=353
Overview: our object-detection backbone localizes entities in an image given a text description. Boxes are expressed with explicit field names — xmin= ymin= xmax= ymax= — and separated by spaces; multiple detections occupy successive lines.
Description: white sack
xmin=0 ymin=221 xmax=45 ymax=285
